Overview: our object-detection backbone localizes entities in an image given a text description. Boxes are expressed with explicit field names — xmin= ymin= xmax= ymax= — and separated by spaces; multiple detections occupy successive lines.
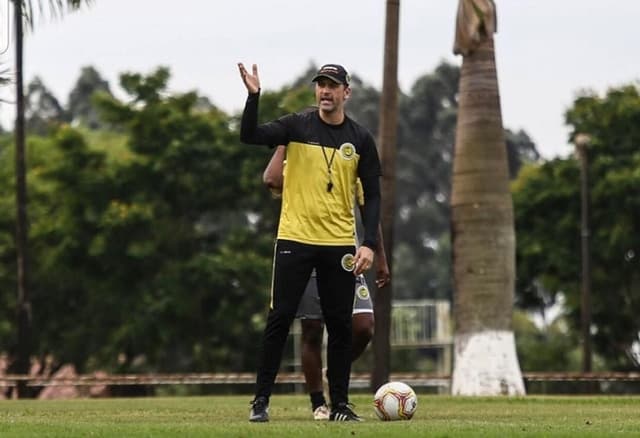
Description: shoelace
xmin=250 ymin=398 xmax=268 ymax=409
xmin=333 ymin=402 xmax=359 ymax=420
xmin=341 ymin=402 xmax=357 ymax=412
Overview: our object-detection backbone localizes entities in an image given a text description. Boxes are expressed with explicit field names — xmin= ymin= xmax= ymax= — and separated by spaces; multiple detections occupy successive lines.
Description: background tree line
xmin=0 ymin=61 xmax=638 ymax=389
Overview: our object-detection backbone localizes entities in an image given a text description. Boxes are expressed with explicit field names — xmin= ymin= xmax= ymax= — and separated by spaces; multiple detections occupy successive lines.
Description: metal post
xmin=575 ymin=133 xmax=592 ymax=373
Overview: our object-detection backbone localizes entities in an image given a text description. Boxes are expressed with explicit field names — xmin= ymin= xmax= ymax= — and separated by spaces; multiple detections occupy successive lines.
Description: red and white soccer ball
xmin=373 ymin=381 xmax=418 ymax=421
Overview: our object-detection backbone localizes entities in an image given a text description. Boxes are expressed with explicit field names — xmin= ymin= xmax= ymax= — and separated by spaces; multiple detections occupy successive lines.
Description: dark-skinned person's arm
xmin=353 ymin=172 xmax=380 ymax=276
xmin=263 ymin=145 xmax=285 ymax=195
xmin=353 ymin=130 xmax=382 ymax=276
xmin=357 ymin=202 xmax=390 ymax=288
xmin=373 ymin=224 xmax=390 ymax=288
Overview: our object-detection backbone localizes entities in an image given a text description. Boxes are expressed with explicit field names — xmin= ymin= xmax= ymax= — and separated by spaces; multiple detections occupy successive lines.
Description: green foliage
xmin=20 ymin=0 xmax=94 ymax=30
xmin=67 ymin=66 xmax=113 ymax=129
xmin=27 ymin=127 xmax=111 ymax=367
xmin=506 ymin=129 xmax=540 ymax=177
xmin=0 ymin=60 xmax=544 ymax=375
xmin=0 ymin=67 xmax=279 ymax=374
xmin=512 ymin=159 xmax=581 ymax=310
xmin=24 ymin=76 xmax=67 ymax=134
xmin=82 ymin=67 xmax=276 ymax=373
xmin=513 ymin=84 xmax=640 ymax=369
xmin=0 ymin=134 xmax=17 ymax=346
xmin=513 ymin=310 xmax=580 ymax=371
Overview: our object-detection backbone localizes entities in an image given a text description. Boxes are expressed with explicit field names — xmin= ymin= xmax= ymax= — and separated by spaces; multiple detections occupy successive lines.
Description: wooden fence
xmin=1 ymin=371 xmax=639 ymax=388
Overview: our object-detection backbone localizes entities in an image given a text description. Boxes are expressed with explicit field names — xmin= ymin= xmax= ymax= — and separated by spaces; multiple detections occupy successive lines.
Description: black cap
xmin=311 ymin=64 xmax=350 ymax=86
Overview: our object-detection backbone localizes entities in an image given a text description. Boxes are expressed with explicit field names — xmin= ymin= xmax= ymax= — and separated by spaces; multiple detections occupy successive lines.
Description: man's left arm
xmin=353 ymin=134 xmax=382 ymax=276
xmin=356 ymin=203 xmax=390 ymax=286
xmin=353 ymin=172 xmax=381 ymax=276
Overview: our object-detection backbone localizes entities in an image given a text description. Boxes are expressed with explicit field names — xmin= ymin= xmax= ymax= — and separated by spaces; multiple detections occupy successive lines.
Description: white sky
xmin=1 ymin=0 xmax=639 ymax=159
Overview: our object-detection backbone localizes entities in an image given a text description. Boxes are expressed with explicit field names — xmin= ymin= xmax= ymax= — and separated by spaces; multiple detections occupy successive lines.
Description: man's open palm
xmin=238 ymin=63 xmax=260 ymax=94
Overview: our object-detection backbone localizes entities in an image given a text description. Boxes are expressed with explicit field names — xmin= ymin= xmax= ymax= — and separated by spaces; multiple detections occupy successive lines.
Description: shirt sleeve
xmin=240 ymin=91 xmax=290 ymax=146
xmin=355 ymin=178 xmax=365 ymax=207
xmin=357 ymin=131 xmax=382 ymax=249
xmin=357 ymin=131 xmax=382 ymax=179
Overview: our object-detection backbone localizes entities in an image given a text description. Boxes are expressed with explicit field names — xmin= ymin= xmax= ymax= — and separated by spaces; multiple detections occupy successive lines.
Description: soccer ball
xmin=373 ymin=381 xmax=418 ymax=421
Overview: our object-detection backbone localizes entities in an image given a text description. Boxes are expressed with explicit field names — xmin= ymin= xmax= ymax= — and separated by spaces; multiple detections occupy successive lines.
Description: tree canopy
xmin=512 ymin=84 xmax=640 ymax=369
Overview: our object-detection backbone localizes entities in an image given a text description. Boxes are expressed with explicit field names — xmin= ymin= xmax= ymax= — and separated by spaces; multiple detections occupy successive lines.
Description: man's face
xmin=314 ymin=78 xmax=350 ymax=113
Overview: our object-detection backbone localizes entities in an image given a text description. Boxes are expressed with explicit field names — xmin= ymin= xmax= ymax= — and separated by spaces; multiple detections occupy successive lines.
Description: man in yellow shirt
xmin=263 ymin=144 xmax=390 ymax=420
xmin=239 ymin=62 xmax=382 ymax=422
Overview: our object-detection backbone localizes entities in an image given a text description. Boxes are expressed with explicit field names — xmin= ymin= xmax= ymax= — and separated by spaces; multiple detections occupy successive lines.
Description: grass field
xmin=1 ymin=394 xmax=639 ymax=437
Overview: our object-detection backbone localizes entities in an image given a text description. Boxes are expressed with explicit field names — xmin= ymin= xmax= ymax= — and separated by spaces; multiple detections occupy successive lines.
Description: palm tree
xmin=449 ymin=0 xmax=525 ymax=395
xmin=9 ymin=0 xmax=92 ymax=398
xmin=371 ymin=0 xmax=400 ymax=391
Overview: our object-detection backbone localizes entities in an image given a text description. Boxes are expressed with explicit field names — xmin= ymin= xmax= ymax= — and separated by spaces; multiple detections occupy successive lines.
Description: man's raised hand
xmin=238 ymin=63 xmax=260 ymax=94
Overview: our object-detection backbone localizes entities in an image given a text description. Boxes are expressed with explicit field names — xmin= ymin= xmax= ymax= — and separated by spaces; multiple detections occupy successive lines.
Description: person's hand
xmin=375 ymin=257 xmax=391 ymax=288
xmin=238 ymin=62 xmax=260 ymax=94
xmin=353 ymin=246 xmax=374 ymax=276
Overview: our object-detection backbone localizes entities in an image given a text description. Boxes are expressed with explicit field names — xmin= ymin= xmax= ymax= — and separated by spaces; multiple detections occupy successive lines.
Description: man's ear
xmin=344 ymin=86 xmax=352 ymax=100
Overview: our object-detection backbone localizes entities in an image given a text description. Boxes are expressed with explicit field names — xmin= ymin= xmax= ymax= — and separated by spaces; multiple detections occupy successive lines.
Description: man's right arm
xmin=240 ymin=91 xmax=261 ymax=143
xmin=238 ymin=62 xmax=288 ymax=146
xmin=240 ymin=91 xmax=288 ymax=146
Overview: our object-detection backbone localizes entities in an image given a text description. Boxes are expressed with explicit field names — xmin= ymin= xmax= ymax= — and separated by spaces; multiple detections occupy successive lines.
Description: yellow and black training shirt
xmin=241 ymin=92 xmax=381 ymax=249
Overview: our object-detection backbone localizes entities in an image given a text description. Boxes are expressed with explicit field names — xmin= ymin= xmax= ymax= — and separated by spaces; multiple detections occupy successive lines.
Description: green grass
xmin=1 ymin=394 xmax=639 ymax=437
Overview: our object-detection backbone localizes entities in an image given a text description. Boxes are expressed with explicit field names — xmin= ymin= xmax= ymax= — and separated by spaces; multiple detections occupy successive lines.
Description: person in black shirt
xmin=238 ymin=62 xmax=381 ymax=422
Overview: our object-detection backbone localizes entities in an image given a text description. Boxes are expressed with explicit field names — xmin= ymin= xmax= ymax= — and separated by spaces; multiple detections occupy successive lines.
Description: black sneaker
xmin=329 ymin=402 xmax=362 ymax=422
xmin=249 ymin=396 xmax=269 ymax=422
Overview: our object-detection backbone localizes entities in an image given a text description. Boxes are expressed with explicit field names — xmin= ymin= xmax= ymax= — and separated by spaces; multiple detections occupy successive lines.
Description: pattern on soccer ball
xmin=373 ymin=382 xmax=418 ymax=421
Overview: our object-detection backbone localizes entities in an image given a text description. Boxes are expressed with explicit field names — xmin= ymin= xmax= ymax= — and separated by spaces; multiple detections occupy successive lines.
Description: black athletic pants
xmin=255 ymin=239 xmax=356 ymax=406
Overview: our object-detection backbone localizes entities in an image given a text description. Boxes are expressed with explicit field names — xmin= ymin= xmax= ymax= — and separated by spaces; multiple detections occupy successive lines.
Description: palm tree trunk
xmin=450 ymin=1 xmax=524 ymax=395
xmin=10 ymin=0 xmax=33 ymax=398
xmin=6 ymin=0 xmax=92 ymax=399
xmin=372 ymin=0 xmax=400 ymax=391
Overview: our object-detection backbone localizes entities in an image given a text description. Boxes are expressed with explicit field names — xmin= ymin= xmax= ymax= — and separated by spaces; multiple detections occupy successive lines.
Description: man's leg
xmin=351 ymin=275 xmax=374 ymax=362
xmin=351 ymin=313 xmax=374 ymax=362
xmin=251 ymin=240 xmax=313 ymax=421
xmin=300 ymin=318 xmax=331 ymax=419
xmin=300 ymin=318 xmax=324 ymax=394
xmin=296 ymin=273 xmax=329 ymax=418
xmin=316 ymin=245 xmax=357 ymax=419
xmin=299 ymin=273 xmax=373 ymax=399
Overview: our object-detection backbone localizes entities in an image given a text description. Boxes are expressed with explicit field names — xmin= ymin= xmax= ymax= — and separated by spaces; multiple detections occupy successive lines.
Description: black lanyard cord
xmin=321 ymin=146 xmax=337 ymax=192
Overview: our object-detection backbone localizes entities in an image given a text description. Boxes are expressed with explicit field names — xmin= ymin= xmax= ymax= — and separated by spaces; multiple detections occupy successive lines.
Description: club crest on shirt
xmin=339 ymin=142 xmax=355 ymax=160
xmin=341 ymin=253 xmax=355 ymax=272
xmin=357 ymin=285 xmax=369 ymax=300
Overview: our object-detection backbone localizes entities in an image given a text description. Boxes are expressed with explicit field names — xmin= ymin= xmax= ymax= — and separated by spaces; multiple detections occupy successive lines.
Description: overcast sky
xmin=1 ymin=0 xmax=638 ymax=159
